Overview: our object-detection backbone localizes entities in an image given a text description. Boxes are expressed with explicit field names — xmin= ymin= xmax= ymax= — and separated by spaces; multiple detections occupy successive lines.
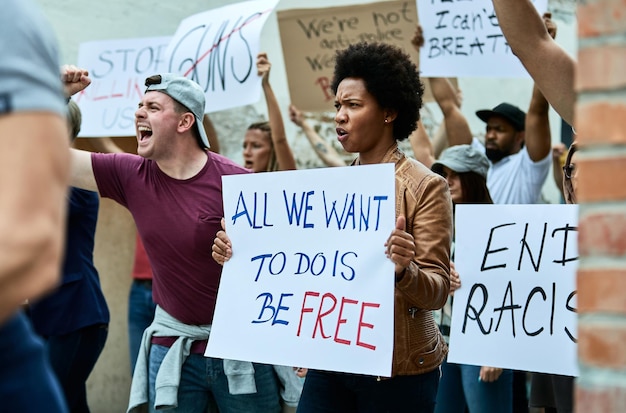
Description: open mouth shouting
xmin=336 ymin=127 xmax=348 ymax=143
xmin=138 ymin=126 xmax=153 ymax=142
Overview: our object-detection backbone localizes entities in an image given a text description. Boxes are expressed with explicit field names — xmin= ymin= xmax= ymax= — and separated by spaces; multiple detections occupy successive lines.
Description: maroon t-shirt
xmin=92 ymin=152 xmax=249 ymax=327
xmin=132 ymin=234 xmax=153 ymax=280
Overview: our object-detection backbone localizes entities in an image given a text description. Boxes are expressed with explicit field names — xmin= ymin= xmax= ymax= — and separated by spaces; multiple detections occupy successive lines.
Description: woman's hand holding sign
xmin=449 ymin=261 xmax=461 ymax=295
xmin=212 ymin=218 xmax=232 ymax=266
xmin=384 ymin=215 xmax=416 ymax=282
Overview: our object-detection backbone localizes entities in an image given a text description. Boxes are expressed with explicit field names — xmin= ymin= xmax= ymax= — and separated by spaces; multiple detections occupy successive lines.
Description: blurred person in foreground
xmin=0 ymin=1 xmax=87 ymax=411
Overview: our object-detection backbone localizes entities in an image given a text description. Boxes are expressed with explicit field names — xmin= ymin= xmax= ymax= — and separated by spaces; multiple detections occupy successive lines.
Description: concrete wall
xmin=87 ymin=199 xmax=135 ymax=410
xmin=36 ymin=1 xmax=578 ymax=411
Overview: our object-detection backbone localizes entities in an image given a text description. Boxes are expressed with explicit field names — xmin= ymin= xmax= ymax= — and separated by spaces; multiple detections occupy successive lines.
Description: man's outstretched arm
xmin=492 ymin=0 xmax=575 ymax=125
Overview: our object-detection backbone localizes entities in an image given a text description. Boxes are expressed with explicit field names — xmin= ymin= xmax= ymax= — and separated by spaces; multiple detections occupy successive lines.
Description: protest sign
xmin=449 ymin=204 xmax=578 ymax=377
xmin=165 ymin=0 xmax=279 ymax=113
xmin=278 ymin=1 xmax=441 ymax=113
xmin=75 ymin=36 xmax=171 ymax=137
xmin=75 ymin=0 xmax=279 ymax=136
xmin=206 ymin=164 xmax=396 ymax=377
xmin=418 ymin=0 xmax=548 ymax=78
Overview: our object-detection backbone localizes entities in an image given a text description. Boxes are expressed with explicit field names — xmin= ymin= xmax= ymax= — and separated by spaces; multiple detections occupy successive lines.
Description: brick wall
xmin=575 ymin=0 xmax=626 ymax=411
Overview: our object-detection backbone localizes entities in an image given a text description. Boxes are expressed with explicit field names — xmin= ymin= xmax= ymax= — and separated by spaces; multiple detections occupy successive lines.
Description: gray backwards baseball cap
xmin=431 ymin=144 xmax=490 ymax=179
xmin=144 ymin=74 xmax=209 ymax=149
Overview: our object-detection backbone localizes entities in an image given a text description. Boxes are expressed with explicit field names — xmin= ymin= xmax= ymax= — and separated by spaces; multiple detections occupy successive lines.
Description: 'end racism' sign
xmin=206 ymin=164 xmax=396 ymax=377
xmin=449 ymin=204 xmax=578 ymax=377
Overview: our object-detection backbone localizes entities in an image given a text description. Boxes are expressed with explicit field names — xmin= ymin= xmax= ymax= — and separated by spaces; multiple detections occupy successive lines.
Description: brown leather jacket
xmin=374 ymin=145 xmax=453 ymax=377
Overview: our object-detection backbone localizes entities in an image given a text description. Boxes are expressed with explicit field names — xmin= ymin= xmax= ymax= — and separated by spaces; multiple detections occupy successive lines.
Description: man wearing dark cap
xmin=476 ymin=102 xmax=526 ymax=163
xmin=68 ymin=70 xmax=281 ymax=413
xmin=410 ymin=20 xmax=553 ymax=206
xmin=474 ymin=92 xmax=551 ymax=205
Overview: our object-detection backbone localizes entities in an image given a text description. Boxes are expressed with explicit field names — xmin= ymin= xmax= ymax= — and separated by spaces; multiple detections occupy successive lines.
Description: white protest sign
xmin=417 ymin=0 xmax=548 ymax=78
xmin=449 ymin=204 xmax=578 ymax=377
xmin=164 ymin=0 xmax=279 ymax=113
xmin=75 ymin=36 xmax=171 ymax=137
xmin=206 ymin=164 xmax=396 ymax=377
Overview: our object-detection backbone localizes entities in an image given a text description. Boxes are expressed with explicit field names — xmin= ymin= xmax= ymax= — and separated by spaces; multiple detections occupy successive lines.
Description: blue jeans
xmin=45 ymin=323 xmax=108 ymax=413
xmin=297 ymin=368 xmax=440 ymax=413
xmin=0 ymin=312 xmax=68 ymax=412
xmin=435 ymin=358 xmax=512 ymax=413
xmin=128 ymin=279 xmax=156 ymax=373
xmin=149 ymin=344 xmax=281 ymax=413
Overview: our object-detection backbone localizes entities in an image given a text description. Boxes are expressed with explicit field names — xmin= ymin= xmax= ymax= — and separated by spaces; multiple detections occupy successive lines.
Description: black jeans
xmin=297 ymin=368 xmax=440 ymax=413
